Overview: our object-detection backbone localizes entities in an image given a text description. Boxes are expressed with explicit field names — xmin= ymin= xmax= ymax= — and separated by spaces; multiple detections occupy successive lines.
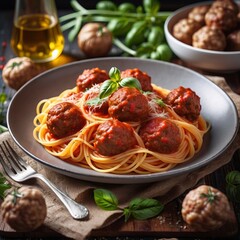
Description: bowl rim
xmin=164 ymin=1 xmax=240 ymax=55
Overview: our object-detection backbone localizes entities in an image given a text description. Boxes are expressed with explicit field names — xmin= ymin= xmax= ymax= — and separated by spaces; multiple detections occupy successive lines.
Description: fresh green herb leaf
xmin=125 ymin=21 xmax=147 ymax=47
xmin=143 ymin=0 xmax=160 ymax=14
xmin=123 ymin=207 xmax=131 ymax=222
xmin=11 ymin=188 xmax=22 ymax=205
xmin=155 ymin=98 xmax=165 ymax=107
xmin=0 ymin=173 xmax=11 ymax=199
xmin=0 ymin=93 xmax=7 ymax=103
xmin=226 ymin=171 xmax=240 ymax=185
xmin=94 ymin=188 xmax=164 ymax=222
xmin=99 ymin=80 xmax=118 ymax=99
xmin=226 ymin=171 xmax=240 ymax=202
xmin=136 ymin=42 xmax=154 ymax=58
xmin=7 ymin=61 xmax=23 ymax=70
xmin=0 ymin=125 xmax=8 ymax=134
xmin=85 ymin=97 xmax=106 ymax=106
xmin=119 ymin=77 xmax=142 ymax=90
xmin=96 ymin=1 xmax=117 ymax=11
xmin=125 ymin=197 xmax=164 ymax=221
xmin=200 ymin=187 xmax=217 ymax=204
xmin=94 ymin=188 xmax=119 ymax=210
xmin=109 ymin=67 xmax=121 ymax=82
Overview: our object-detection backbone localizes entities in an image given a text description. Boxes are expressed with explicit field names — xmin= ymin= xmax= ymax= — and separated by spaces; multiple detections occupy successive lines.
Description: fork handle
xmin=35 ymin=173 xmax=88 ymax=219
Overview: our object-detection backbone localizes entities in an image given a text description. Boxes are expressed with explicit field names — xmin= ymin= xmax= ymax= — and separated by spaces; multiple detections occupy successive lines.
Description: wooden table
xmin=0 ymin=8 xmax=240 ymax=240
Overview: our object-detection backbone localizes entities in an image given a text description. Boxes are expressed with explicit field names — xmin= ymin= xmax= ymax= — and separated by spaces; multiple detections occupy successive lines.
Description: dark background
xmin=0 ymin=0 xmax=205 ymax=11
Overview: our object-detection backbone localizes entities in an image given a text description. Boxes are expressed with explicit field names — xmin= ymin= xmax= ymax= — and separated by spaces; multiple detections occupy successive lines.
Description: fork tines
xmin=0 ymin=141 xmax=25 ymax=174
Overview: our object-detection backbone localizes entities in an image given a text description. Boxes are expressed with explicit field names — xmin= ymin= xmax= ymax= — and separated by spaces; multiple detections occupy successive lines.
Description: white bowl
xmin=164 ymin=1 xmax=240 ymax=72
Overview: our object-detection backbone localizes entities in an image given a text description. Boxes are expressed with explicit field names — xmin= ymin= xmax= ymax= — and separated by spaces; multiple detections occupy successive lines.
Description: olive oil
xmin=11 ymin=14 xmax=64 ymax=62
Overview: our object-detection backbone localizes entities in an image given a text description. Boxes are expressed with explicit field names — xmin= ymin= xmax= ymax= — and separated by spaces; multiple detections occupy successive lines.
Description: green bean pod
xmin=143 ymin=0 xmax=160 ymax=14
xmin=118 ymin=3 xmax=136 ymax=13
xmin=96 ymin=1 xmax=117 ymax=11
xmin=107 ymin=18 xmax=133 ymax=37
xmin=147 ymin=26 xmax=164 ymax=46
xmin=125 ymin=21 xmax=147 ymax=47
xmin=156 ymin=43 xmax=173 ymax=61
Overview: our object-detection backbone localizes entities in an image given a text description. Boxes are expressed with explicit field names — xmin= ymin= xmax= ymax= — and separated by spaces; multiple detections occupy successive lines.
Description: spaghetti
xmin=33 ymin=68 xmax=209 ymax=175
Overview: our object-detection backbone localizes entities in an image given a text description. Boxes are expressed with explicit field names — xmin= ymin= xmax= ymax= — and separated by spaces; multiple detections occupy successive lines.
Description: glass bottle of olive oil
xmin=11 ymin=0 xmax=64 ymax=63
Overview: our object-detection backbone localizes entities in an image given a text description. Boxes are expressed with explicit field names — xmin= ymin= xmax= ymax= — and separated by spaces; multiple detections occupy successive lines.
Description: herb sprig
xmin=0 ymin=172 xmax=11 ymax=199
xmin=86 ymin=66 xmax=141 ymax=106
xmin=100 ymin=67 xmax=141 ymax=99
xmin=94 ymin=188 xmax=164 ymax=222
xmin=200 ymin=187 xmax=218 ymax=204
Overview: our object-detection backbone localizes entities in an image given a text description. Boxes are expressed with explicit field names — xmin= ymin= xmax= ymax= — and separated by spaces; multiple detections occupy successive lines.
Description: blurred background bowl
xmin=164 ymin=1 xmax=240 ymax=72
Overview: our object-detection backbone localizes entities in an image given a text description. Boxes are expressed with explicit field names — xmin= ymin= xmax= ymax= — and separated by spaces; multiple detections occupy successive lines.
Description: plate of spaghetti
xmin=7 ymin=57 xmax=238 ymax=184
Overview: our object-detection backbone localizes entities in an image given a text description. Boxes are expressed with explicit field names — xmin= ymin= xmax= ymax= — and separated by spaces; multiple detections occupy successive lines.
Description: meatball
xmin=94 ymin=119 xmax=137 ymax=156
xmin=182 ymin=185 xmax=234 ymax=231
xmin=84 ymin=84 xmax=109 ymax=115
xmin=164 ymin=86 xmax=201 ymax=122
xmin=1 ymin=187 xmax=47 ymax=231
xmin=46 ymin=102 xmax=86 ymax=138
xmin=205 ymin=6 xmax=238 ymax=32
xmin=211 ymin=0 xmax=239 ymax=15
xmin=188 ymin=5 xmax=210 ymax=25
xmin=173 ymin=18 xmax=202 ymax=45
xmin=139 ymin=117 xmax=181 ymax=154
xmin=76 ymin=68 xmax=109 ymax=92
xmin=108 ymin=87 xmax=149 ymax=122
xmin=227 ymin=29 xmax=240 ymax=51
xmin=120 ymin=68 xmax=153 ymax=91
xmin=192 ymin=26 xmax=226 ymax=51
xmin=2 ymin=57 xmax=41 ymax=90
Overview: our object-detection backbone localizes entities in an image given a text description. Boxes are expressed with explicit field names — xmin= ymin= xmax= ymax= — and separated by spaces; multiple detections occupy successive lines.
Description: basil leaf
xmin=226 ymin=171 xmax=240 ymax=202
xmin=126 ymin=198 xmax=164 ymax=220
xmin=226 ymin=184 xmax=240 ymax=202
xmin=120 ymin=77 xmax=142 ymax=90
xmin=96 ymin=1 xmax=117 ymax=11
xmin=0 ymin=173 xmax=11 ymax=200
xmin=0 ymin=93 xmax=7 ymax=103
xmin=136 ymin=42 xmax=154 ymax=58
xmin=125 ymin=21 xmax=147 ymax=47
xmin=123 ymin=208 xmax=131 ymax=222
xmin=109 ymin=67 xmax=121 ymax=82
xmin=155 ymin=98 xmax=165 ymax=107
xmin=94 ymin=189 xmax=119 ymax=211
xmin=226 ymin=171 xmax=240 ymax=185
xmin=107 ymin=18 xmax=132 ymax=37
xmin=85 ymin=97 xmax=106 ymax=106
xmin=143 ymin=0 xmax=160 ymax=14
xmin=99 ymin=80 xmax=118 ymax=99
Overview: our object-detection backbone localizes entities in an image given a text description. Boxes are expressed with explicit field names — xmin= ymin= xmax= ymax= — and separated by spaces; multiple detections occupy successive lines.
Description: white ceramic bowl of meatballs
xmin=164 ymin=0 xmax=240 ymax=72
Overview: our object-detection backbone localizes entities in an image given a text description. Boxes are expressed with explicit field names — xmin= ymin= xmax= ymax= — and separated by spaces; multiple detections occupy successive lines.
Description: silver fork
xmin=0 ymin=140 xmax=88 ymax=220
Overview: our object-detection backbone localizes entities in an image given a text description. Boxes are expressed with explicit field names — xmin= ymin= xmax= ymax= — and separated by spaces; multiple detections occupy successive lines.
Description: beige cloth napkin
xmin=0 ymin=76 xmax=240 ymax=240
